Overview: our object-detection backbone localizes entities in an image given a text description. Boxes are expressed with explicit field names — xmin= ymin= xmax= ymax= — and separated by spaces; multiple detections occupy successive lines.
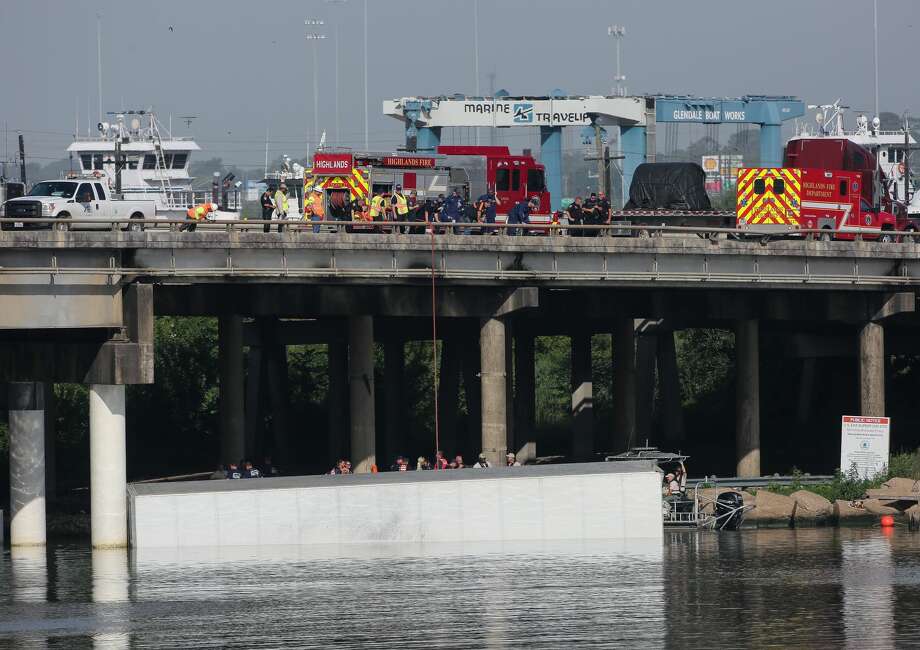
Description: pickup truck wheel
xmin=54 ymin=212 xmax=71 ymax=232
xmin=128 ymin=212 xmax=145 ymax=232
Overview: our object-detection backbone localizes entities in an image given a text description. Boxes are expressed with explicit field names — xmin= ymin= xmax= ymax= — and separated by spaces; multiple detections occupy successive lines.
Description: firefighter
xmin=566 ymin=196 xmax=585 ymax=237
xmin=475 ymin=190 xmax=498 ymax=235
xmin=507 ymin=197 xmax=536 ymax=236
xmin=391 ymin=184 xmax=410 ymax=232
xmin=443 ymin=189 xmax=464 ymax=234
xmin=182 ymin=202 xmax=217 ymax=232
xmin=273 ymin=183 xmax=289 ymax=233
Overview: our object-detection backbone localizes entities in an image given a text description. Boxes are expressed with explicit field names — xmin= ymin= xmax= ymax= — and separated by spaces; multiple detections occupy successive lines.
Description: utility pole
xmin=18 ymin=134 xmax=26 ymax=185
xmin=473 ymin=0 xmax=480 ymax=145
xmin=305 ymin=19 xmax=326 ymax=161
xmin=488 ymin=70 xmax=496 ymax=146
xmin=594 ymin=122 xmax=605 ymax=195
xmin=904 ymin=111 xmax=911 ymax=206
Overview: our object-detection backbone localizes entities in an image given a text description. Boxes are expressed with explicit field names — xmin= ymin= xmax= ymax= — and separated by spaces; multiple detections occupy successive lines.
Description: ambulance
xmin=735 ymin=167 xmax=898 ymax=242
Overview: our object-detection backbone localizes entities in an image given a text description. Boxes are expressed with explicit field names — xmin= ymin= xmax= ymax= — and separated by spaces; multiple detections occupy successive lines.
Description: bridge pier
xmin=735 ymin=320 xmax=761 ymax=477
xmin=328 ymin=341 xmax=348 ymax=467
xmin=383 ymin=340 xmax=405 ymax=466
xmin=9 ymin=382 xmax=47 ymax=547
xmin=659 ymin=331 xmax=685 ymax=444
xmin=859 ymin=322 xmax=885 ymax=416
xmin=480 ymin=317 xmax=508 ymax=467
xmin=571 ymin=332 xmax=594 ymax=460
xmin=635 ymin=329 xmax=657 ymax=445
xmin=89 ymin=384 xmax=128 ymax=548
xmin=513 ymin=332 xmax=536 ymax=461
xmin=349 ymin=316 xmax=376 ymax=473
xmin=219 ymin=315 xmax=245 ymax=466
xmin=612 ymin=318 xmax=637 ymax=453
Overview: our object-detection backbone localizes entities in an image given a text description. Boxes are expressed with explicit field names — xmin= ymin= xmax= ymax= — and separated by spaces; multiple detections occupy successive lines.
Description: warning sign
xmin=840 ymin=416 xmax=890 ymax=478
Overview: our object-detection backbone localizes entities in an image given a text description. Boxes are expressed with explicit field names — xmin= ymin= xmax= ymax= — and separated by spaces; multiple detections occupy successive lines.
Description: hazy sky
xmin=1 ymin=0 xmax=918 ymax=169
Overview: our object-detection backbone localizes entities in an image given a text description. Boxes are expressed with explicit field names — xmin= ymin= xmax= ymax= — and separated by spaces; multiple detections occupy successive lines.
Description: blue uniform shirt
xmin=477 ymin=194 xmax=497 ymax=222
xmin=508 ymin=201 xmax=530 ymax=224
xmin=444 ymin=194 xmax=463 ymax=219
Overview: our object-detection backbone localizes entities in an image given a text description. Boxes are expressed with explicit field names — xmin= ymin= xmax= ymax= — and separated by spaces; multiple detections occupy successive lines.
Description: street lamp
xmin=607 ymin=25 xmax=626 ymax=97
xmin=305 ymin=19 xmax=326 ymax=160
xmin=324 ymin=0 xmax=348 ymax=148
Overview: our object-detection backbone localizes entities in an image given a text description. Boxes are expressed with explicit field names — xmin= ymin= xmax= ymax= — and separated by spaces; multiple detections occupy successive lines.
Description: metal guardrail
xmin=688 ymin=474 xmax=835 ymax=489
xmin=0 ymin=216 xmax=917 ymax=241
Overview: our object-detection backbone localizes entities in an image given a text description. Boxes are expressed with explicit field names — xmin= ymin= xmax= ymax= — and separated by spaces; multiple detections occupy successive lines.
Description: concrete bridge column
xmin=89 ymin=384 xmax=127 ymax=549
xmin=735 ymin=320 xmax=760 ymax=477
xmin=219 ymin=315 xmax=245 ymax=466
xmin=462 ymin=338 xmax=482 ymax=458
xmin=349 ymin=316 xmax=376 ymax=473
xmin=659 ymin=331 xmax=685 ymax=444
xmin=9 ymin=382 xmax=46 ymax=547
xmin=571 ymin=332 xmax=594 ymax=460
xmin=612 ymin=319 xmax=637 ymax=453
xmin=513 ymin=333 xmax=536 ymax=461
xmin=635 ymin=331 xmax=657 ymax=446
xmin=480 ymin=317 xmax=508 ymax=466
xmin=383 ymin=341 xmax=405 ymax=464
xmin=328 ymin=341 xmax=348 ymax=466
xmin=859 ymin=322 xmax=885 ymax=416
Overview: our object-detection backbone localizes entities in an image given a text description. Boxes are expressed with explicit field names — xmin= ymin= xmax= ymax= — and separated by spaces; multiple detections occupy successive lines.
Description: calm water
xmin=1 ymin=528 xmax=918 ymax=649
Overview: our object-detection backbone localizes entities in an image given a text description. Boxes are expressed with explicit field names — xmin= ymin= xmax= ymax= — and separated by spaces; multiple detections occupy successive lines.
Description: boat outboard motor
xmin=715 ymin=491 xmax=745 ymax=530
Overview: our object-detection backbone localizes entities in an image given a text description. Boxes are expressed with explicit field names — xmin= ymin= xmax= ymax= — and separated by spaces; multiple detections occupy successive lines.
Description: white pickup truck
xmin=0 ymin=179 xmax=156 ymax=231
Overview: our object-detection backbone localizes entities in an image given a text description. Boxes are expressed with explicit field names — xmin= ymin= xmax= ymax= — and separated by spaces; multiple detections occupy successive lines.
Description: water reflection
xmin=842 ymin=534 xmax=894 ymax=650
xmin=2 ymin=530 xmax=920 ymax=648
xmin=91 ymin=549 xmax=131 ymax=650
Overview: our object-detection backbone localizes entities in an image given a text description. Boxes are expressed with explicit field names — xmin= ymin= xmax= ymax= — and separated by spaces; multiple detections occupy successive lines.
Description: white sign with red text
xmin=840 ymin=415 xmax=890 ymax=478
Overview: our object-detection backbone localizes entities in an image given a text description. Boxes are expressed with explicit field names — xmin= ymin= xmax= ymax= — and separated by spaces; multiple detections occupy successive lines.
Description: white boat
xmin=65 ymin=110 xmax=241 ymax=219
xmin=789 ymin=100 xmax=919 ymax=215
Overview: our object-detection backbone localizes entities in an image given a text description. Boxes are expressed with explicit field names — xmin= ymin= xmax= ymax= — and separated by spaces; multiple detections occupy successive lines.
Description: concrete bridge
xmin=3 ymin=227 xmax=918 ymax=548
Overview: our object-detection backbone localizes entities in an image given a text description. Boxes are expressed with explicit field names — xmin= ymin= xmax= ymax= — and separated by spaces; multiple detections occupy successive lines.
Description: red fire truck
xmin=302 ymin=146 xmax=550 ymax=227
xmin=736 ymin=167 xmax=898 ymax=241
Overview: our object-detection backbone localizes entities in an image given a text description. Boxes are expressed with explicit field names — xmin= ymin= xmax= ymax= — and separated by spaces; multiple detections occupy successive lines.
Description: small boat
xmin=606 ymin=446 xmax=750 ymax=530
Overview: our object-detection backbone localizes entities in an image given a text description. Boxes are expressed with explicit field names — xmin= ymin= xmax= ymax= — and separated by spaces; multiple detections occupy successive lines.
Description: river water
xmin=0 ymin=528 xmax=918 ymax=649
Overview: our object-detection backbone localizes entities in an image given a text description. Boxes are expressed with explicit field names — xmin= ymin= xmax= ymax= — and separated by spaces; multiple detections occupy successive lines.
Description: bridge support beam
xmin=480 ymin=317 xmax=508 ymax=467
xmin=349 ymin=316 xmax=376 ymax=473
xmin=620 ymin=125 xmax=647 ymax=207
xmin=540 ymin=126 xmax=563 ymax=212
xmin=759 ymin=123 xmax=782 ymax=168
xmin=571 ymin=332 xmax=594 ymax=460
xmin=612 ymin=319 xmax=637 ymax=453
xmin=635 ymin=331 xmax=657 ymax=445
xmin=437 ymin=340 xmax=462 ymax=457
xmin=659 ymin=331 xmax=685 ymax=444
xmin=383 ymin=341 xmax=405 ymax=466
xmin=219 ymin=315 xmax=245 ymax=466
xmin=859 ymin=322 xmax=885 ymax=417
xmin=327 ymin=341 xmax=348 ymax=467
xmin=9 ymin=382 xmax=46 ymax=547
xmin=735 ymin=320 xmax=760 ymax=477
xmin=89 ymin=384 xmax=127 ymax=549
xmin=513 ymin=332 xmax=536 ymax=461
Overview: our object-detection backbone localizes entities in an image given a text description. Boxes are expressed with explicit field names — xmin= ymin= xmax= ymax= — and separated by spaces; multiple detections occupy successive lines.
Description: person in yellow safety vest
xmin=273 ymin=183 xmax=289 ymax=233
xmin=369 ymin=191 xmax=386 ymax=222
xmin=391 ymin=184 xmax=409 ymax=233
xmin=183 ymin=202 xmax=217 ymax=232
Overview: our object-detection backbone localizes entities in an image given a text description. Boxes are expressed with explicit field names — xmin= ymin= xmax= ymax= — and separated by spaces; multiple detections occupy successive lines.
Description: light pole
xmin=607 ymin=25 xmax=626 ymax=97
xmin=305 ymin=19 xmax=326 ymax=160
xmin=473 ymin=0 xmax=480 ymax=144
xmin=324 ymin=0 xmax=348 ymax=148
xmin=364 ymin=0 xmax=368 ymax=151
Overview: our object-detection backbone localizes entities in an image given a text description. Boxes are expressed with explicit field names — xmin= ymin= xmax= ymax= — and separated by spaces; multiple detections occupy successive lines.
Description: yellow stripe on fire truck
xmin=736 ymin=168 xmax=802 ymax=226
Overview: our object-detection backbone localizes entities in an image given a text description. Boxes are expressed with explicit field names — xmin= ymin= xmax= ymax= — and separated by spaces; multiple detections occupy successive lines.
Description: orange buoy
xmin=880 ymin=514 xmax=895 ymax=528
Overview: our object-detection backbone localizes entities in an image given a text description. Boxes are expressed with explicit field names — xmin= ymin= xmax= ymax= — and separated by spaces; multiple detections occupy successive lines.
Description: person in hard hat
xmin=273 ymin=183 xmax=289 ymax=232
xmin=304 ymin=185 xmax=325 ymax=234
xmin=183 ymin=202 xmax=217 ymax=232
xmin=391 ymin=184 xmax=410 ymax=233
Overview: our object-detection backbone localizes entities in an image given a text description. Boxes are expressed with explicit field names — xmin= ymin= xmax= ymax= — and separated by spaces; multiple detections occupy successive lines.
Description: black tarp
xmin=623 ymin=163 xmax=712 ymax=211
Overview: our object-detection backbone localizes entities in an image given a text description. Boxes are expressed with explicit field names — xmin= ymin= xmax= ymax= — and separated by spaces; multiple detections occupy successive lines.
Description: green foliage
xmin=888 ymin=449 xmax=920 ymax=480
xmin=675 ymin=328 xmax=735 ymax=408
